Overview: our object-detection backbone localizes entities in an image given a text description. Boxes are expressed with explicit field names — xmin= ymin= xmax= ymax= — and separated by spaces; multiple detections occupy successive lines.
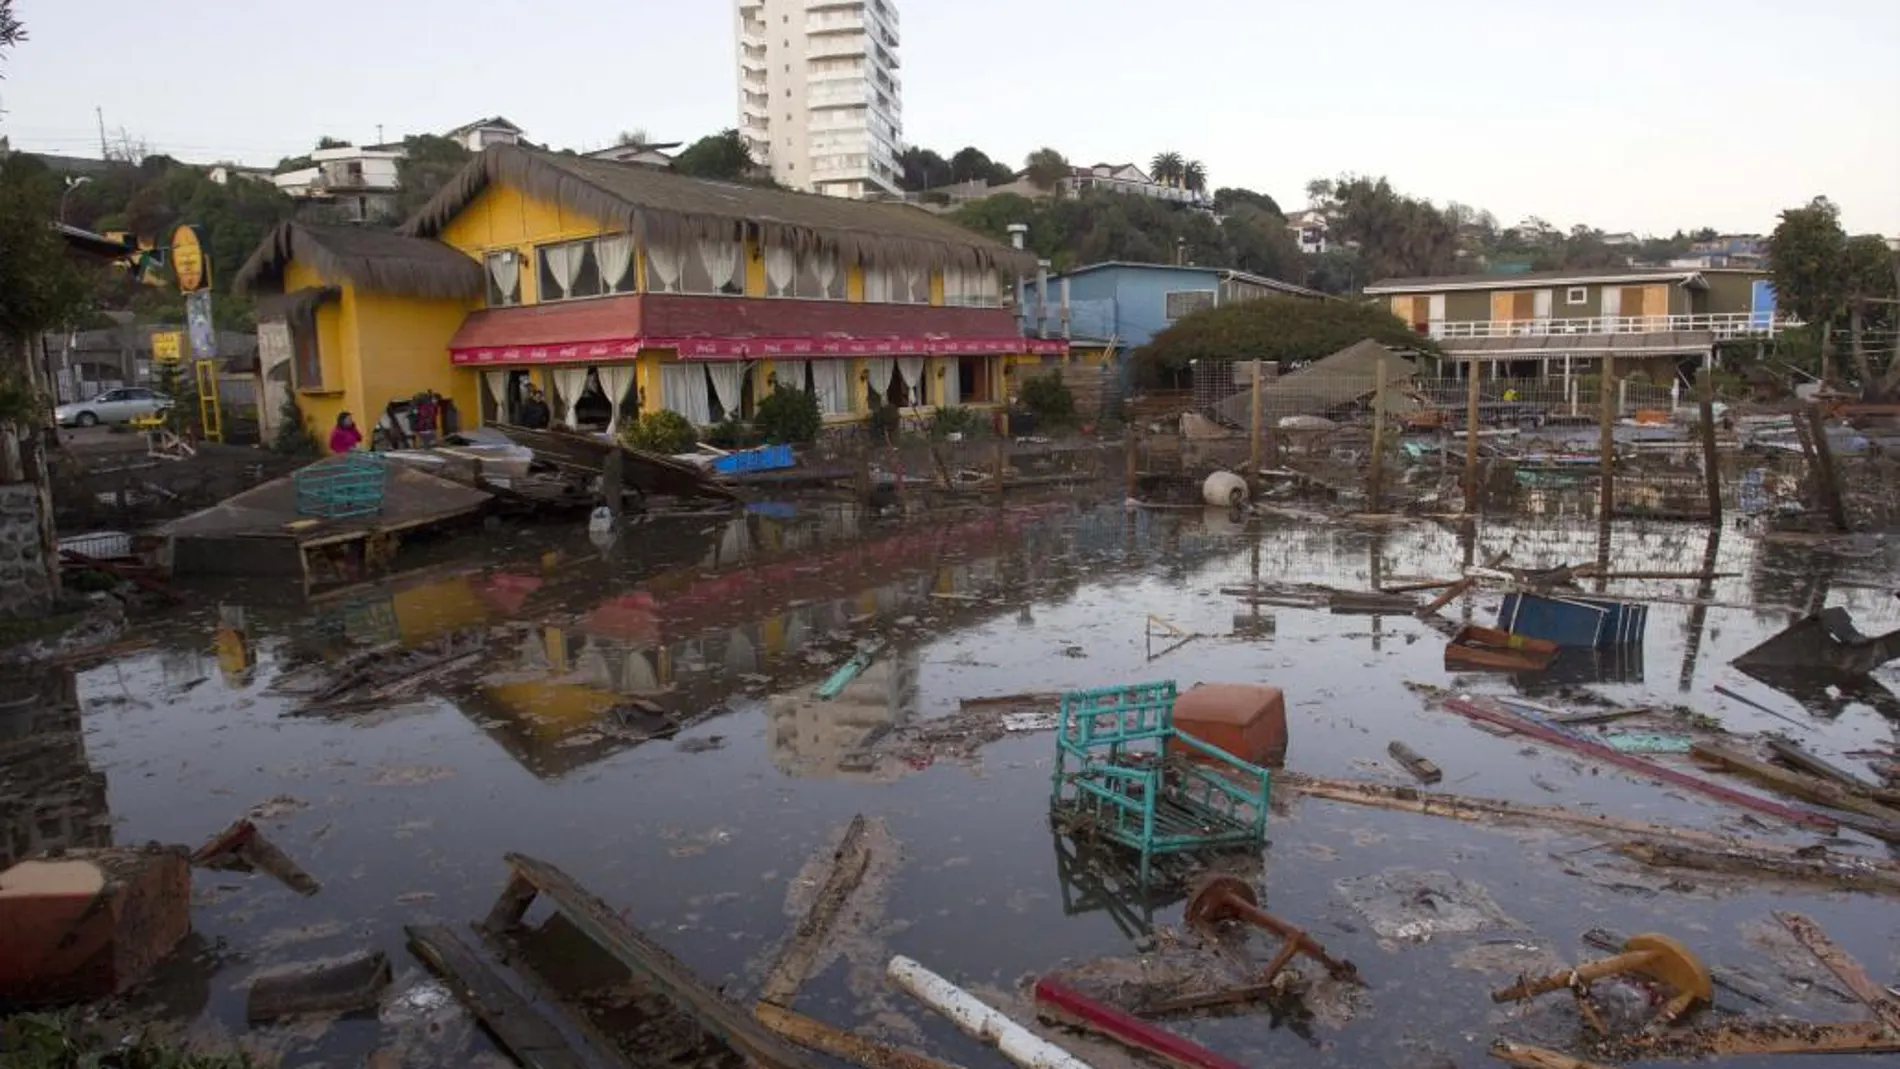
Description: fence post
xmin=1597 ymin=358 xmax=1616 ymax=522
xmin=1804 ymin=404 xmax=1849 ymax=532
xmin=1124 ymin=429 xmax=1138 ymax=500
xmin=1367 ymin=358 xmax=1387 ymax=513
xmin=1248 ymin=360 xmax=1262 ymax=497
xmin=993 ymin=441 xmax=1006 ymax=502
xmin=1697 ymin=367 xmax=1722 ymax=526
xmin=1463 ymin=362 xmax=1481 ymax=514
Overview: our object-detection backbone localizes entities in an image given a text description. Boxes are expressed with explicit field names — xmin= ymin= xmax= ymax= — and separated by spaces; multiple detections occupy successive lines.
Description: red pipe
xmin=1032 ymin=977 xmax=1246 ymax=1069
xmin=1443 ymin=698 xmax=1837 ymax=831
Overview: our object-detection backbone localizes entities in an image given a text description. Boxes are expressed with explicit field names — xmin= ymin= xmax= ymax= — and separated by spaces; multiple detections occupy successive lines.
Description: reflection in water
xmin=0 ymin=670 xmax=109 ymax=868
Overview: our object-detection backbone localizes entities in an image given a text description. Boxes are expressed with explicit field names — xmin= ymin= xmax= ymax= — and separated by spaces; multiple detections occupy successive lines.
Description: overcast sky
xmin=3 ymin=0 xmax=1896 ymax=236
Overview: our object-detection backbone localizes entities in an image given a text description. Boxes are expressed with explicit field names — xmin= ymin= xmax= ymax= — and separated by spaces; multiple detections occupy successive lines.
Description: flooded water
xmin=16 ymin=498 xmax=1900 ymax=1067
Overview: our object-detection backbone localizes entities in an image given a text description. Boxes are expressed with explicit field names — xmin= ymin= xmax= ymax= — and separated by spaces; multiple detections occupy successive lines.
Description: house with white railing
xmin=1364 ymin=266 xmax=1791 ymax=379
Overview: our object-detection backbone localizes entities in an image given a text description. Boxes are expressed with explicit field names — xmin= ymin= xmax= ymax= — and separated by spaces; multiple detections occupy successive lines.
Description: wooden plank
xmin=1617 ymin=841 xmax=1900 ymax=896
xmin=1690 ymin=742 xmax=1900 ymax=836
xmin=755 ymin=1002 xmax=967 ymax=1069
xmin=1387 ymin=741 xmax=1443 ymax=784
xmin=1773 ymin=911 xmax=1900 ymax=1034
xmin=1552 ymin=706 xmax=1652 ymax=726
xmin=1623 ymin=1020 xmax=1900 ymax=1057
xmin=246 ymin=951 xmax=391 ymax=1023
xmin=1442 ymin=699 xmax=1839 ymax=831
xmin=498 ymin=853 xmax=823 ymax=1069
xmin=759 ymin=816 xmax=871 ymax=1007
xmin=1488 ymin=1041 xmax=1614 ymax=1069
xmin=405 ymin=925 xmax=590 ymax=1069
xmin=485 ymin=872 xmax=541 ymax=932
xmin=1764 ymin=737 xmax=1899 ymax=803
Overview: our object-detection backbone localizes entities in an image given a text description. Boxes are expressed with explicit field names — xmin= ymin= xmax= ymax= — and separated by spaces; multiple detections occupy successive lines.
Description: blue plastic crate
xmin=295 ymin=453 xmax=389 ymax=519
xmin=710 ymin=443 xmax=796 ymax=475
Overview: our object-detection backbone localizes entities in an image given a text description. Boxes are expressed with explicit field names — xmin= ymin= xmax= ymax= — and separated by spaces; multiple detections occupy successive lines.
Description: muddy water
xmin=29 ymin=501 xmax=1900 ymax=1066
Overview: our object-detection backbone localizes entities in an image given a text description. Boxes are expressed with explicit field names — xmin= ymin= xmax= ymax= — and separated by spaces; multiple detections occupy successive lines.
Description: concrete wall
xmin=0 ymin=484 xmax=54 ymax=619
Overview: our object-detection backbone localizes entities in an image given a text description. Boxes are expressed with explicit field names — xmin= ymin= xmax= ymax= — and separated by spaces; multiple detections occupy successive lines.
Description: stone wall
xmin=0 ymin=483 xmax=55 ymax=619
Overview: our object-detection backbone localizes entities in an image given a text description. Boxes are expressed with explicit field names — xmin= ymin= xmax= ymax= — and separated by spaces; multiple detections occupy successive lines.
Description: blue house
xmin=1016 ymin=262 xmax=1324 ymax=350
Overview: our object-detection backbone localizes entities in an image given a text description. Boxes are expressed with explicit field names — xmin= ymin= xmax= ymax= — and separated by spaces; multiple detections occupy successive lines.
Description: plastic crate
xmin=295 ymin=454 xmax=389 ymax=519
xmin=710 ymin=443 xmax=796 ymax=475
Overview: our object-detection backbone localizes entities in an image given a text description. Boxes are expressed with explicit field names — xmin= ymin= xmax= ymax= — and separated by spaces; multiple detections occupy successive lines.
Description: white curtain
xmin=814 ymin=253 xmax=839 ymax=299
xmin=863 ymin=266 xmax=890 ymax=302
xmin=697 ymin=239 xmax=739 ymax=294
xmin=551 ymin=367 xmax=589 ymax=428
xmin=545 ymin=245 xmax=583 ymax=299
xmin=646 ymin=240 xmax=682 ymax=293
xmin=897 ymin=356 xmax=926 ymax=406
xmin=622 ymin=650 xmax=658 ymax=692
xmin=904 ymin=266 xmax=927 ymax=303
xmin=487 ymin=254 xmax=519 ymax=303
xmin=661 ymin=364 xmax=711 ymax=425
xmin=482 ymin=371 xmax=509 ymax=421
xmin=706 ymin=363 xmax=745 ymax=418
xmin=597 ymin=364 xmax=636 ymax=433
xmin=765 ymin=247 xmax=796 ymax=296
xmin=774 ymin=360 xmax=808 ymax=396
xmin=719 ymin=517 xmax=753 ymax=565
xmin=812 ymin=361 xmax=850 ymax=416
xmin=597 ymin=235 xmax=634 ymax=293
xmin=865 ymin=358 xmax=896 ymax=397
xmin=936 ymin=359 xmax=961 ymax=406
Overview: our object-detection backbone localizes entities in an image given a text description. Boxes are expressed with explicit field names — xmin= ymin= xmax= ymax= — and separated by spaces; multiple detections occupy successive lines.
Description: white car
xmin=56 ymin=387 xmax=175 ymax=427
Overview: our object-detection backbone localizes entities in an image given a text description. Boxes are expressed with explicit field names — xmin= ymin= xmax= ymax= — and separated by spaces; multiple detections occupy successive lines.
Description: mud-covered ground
xmin=11 ymin=496 xmax=1900 ymax=1067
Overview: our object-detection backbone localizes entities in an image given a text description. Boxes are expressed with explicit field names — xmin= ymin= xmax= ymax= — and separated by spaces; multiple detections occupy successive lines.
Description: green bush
xmin=1 ymin=1013 xmax=252 ymax=1068
xmin=754 ymin=385 xmax=822 ymax=444
xmin=703 ymin=415 xmax=761 ymax=450
xmin=928 ymin=405 xmax=984 ymax=439
xmin=269 ymin=396 xmax=322 ymax=458
xmin=618 ymin=409 xmax=698 ymax=454
xmin=867 ymin=400 xmax=900 ymax=441
xmin=1018 ymin=371 xmax=1077 ymax=425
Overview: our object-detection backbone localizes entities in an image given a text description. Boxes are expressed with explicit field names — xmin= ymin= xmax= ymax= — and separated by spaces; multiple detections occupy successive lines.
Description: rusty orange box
xmin=0 ymin=847 xmax=191 ymax=1005
xmin=1167 ymin=683 xmax=1287 ymax=768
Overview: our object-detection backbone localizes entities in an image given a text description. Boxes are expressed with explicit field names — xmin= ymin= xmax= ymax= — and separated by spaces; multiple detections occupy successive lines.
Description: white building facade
xmin=737 ymin=0 xmax=903 ymax=199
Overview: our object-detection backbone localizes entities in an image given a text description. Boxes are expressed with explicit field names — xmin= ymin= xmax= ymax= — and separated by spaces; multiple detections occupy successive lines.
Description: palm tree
xmin=1182 ymin=160 xmax=1207 ymax=194
xmin=1150 ymin=151 xmax=1184 ymax=188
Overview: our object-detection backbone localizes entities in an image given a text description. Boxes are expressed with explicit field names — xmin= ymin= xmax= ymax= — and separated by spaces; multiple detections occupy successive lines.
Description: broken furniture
xmin=1167 ymin=683 xmax=1288 ymax=767
xmin=0 ymin=846 xmax=191 ymax=1004
xmin=1051 ymin=681 xmax=1271 ymax=885
xmin=489 ymin=423 xmax=739 ymax=502
xmin=1444 ymin=626 xmax=1558 ymax=672
xmin=1032 ymin=976 xmax=1245 ymax=1069
xmin=1185 ymin=875 xmax=1360 ymax=985
xmin=1734 ymin=606 xmax=1900 ymax=677
xmin=1497 ymin=593 xmax=1647 ymax=649
xmin=1492 ymin=933 xmax=1711 ymax=1032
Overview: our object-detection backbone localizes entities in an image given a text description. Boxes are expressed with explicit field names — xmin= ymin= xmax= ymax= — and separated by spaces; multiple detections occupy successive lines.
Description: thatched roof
xmin=233 ymin=222 xmax=485 ymax=300
xmin=400 ymin=143 xmax=1036 ymax=274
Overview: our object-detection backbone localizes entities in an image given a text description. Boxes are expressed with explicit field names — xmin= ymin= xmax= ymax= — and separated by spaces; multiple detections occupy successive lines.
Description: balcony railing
xmin=1430 ymin=312 xmax=1797 ymax=341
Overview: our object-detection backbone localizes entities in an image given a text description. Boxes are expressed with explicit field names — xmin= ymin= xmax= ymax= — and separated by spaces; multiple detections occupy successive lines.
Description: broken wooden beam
xmin=1608 ymin=1019 xmax=1900 ymax=1058
xmin=755 ymin=1002 xmax=968 ymax=1069
xmin=1329 ymin=591 xmax=1420 ymax=615
xmin=1616 ymin=840 xmax=1900 ymax=897
xmin=246 ymin=951 xmax=391 ymax=1023
xmin=759 ymin=815 xmax=872 ymax=1008
xmin=1773 ymin=911 xmax=1900 ymax=1034
xmin=1488 ymin=1041 xmax=1615 ymax=1069
xmin=959 ymin=691 xmax=1062 ymax=711
xmin=190 ymin=819 xmax=320 ymax=896
xmin=1442 ymin=699 xmax=1839 ymax=831
xmin=1551 ymin=706 xmax=1652 ymax=726
xmin=405 ymin=925 xmax=589 ymax=1069
xmin=1689 ymin=742 xmax=1900 ymax=838
xmin=1032 ymin=977 xmax=1245 ymax=1069
xmin=1387 ymin=741 xmax=1442 ymax=784
xmin=1765 ymin=738 xmax=1900 ymax=806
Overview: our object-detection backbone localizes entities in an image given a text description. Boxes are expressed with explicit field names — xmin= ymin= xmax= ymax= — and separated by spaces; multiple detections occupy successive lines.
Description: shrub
xmin=1018 ymin=371 xmax=1077 ymax=425
xmin=754 ymin=385 xmax=822 ymax=444
xmin=703 ymin=415 xmax=761 ymax=449
xmin=270 ymin=396 xmax=322 ymax=458
xmin=866 ymin=400 xmax=900 ymax=441
xmin=1 ymin=1012 xmax=252 ymax=1068
xmin=618 ymin=409 xmax=698 ymax=454
xmin=928 ymin=405 xmax=984 ymax=439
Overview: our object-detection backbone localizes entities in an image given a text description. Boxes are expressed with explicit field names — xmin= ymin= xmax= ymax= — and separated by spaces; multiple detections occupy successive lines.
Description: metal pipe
xmin=888 ymin=956 xmax=1095 ymax=1069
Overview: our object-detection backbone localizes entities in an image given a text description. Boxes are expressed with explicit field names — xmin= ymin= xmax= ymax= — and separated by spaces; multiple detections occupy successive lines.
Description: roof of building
xmin=1364 ymin=267 xmax=1711 ymax=294
xmin=233 ymin=222 xmax=485 ymax=300
xmin=1438 ymin=331 xmax=1718 ymax=361
xmin=1213 ymin=339 xmax=1418 ymax=425
xmin=401 ymin=144 xmax=1035 ymax=273
xmin=1048 ymin=260 xmax=1327 ymax=300
xmin=447 ymin=116 xmax=523 ymax=136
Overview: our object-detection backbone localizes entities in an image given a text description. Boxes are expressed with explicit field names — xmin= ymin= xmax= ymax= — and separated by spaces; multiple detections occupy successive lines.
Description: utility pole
xmin=96 ymin=106 xmax=108 ymax=159
xmin=377 ymin=123 xmax=385 ymax=145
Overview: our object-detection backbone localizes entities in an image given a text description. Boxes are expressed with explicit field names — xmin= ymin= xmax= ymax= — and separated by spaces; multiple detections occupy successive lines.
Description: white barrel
xmin=887 ymin=956 xmax=1095 ymax=1069
xmin=1202 ymin=470 xmax=1249 ymax=508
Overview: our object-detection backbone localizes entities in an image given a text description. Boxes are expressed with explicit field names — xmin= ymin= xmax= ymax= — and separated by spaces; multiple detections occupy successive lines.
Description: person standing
xmin=518 ymin=386 xmax=552 ymax=429
xmin=413 ymin=390 xmax=440 ymax=447
xmin=329 ymin=412 xmax=363 ymax=454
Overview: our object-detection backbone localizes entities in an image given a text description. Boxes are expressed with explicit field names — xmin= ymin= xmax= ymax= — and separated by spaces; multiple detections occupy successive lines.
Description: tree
xmin=1182 ymin=160 xmax=1207 ymax=194
xmin=1213 ymin=187 xmax=1281 ymax=217
xmin=948 ymin=146 xmax=1010 ymax=185
xmin=1306 ymin=175 xmax=1461 ymax=285
xmin=1768 ymin=197 xmax=1900 ymax=395
xmin=1136 ymin=296 xmax=1436 ymax=386
xmin=616 ymin=127 xmax=652 ymax=147
xmin=315 ymin=136 xmax=353 ymax=150
xmin=897 ymin=147 xmax=951 ymax=192
xmin=0 ymin=0 xmax=24 ymax=65
xmin=1023 ymin=147 xmax=1070 ymax=192
xmin=1150 ymin=152 xmax=1184 ymax=188
xmin=672 ymin=129 xmax=756 ymax=181
xmin=394 ymin=133 xmax=471 ymax=221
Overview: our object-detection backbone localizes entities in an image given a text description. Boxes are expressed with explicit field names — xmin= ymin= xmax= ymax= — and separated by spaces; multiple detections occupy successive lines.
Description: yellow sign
xmin=171 ymin=224 xmax=210 ymax=292
xmin=151 ymin=331 xmax=183 ymax=365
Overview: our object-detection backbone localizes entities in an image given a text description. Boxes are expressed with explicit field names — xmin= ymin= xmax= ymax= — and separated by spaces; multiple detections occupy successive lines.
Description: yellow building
xmin=235 ymin=144 xmax=1057 ymax=441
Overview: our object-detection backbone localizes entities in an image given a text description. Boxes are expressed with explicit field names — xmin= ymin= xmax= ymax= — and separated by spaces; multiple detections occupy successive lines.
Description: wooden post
xmin=1597 ymin=357 xmax=1616 ymax=522
xmin=1805 ymin=404 xmax=1849 ymax=531
xmin=1696 ymin=366 xmax=1721 ymax=526
xmin=1367 ymin=358 xmax=1387 ymax=513
xmin=601 ymin=447 xmax=625 ymax=517
xmin=1463 ymin=361 xmax=1481 ymax=513
xmin=1248 ymin=360 xmax=1263 ymax=496
xmin=993 ymin=441 xmax=1006 ymax=502
xmin=1124 ymin=429 xmax=1138 ymax=499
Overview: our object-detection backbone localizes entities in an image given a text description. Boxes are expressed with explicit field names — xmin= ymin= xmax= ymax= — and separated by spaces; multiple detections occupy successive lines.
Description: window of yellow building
xmin=763 ymin=247 xmax=847 ymax=300
xmin=537 ymin=236 xmax=635 ymax=302
xmin=647 ymin=238 xmax=744 ymax=295
xmin=485 ymin=250 xmax=522 ymax=307
xmin=863 ymin=264 xmax=929 ymax=304
xmin=942 ymin=266 xmax=1002 ymax=308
